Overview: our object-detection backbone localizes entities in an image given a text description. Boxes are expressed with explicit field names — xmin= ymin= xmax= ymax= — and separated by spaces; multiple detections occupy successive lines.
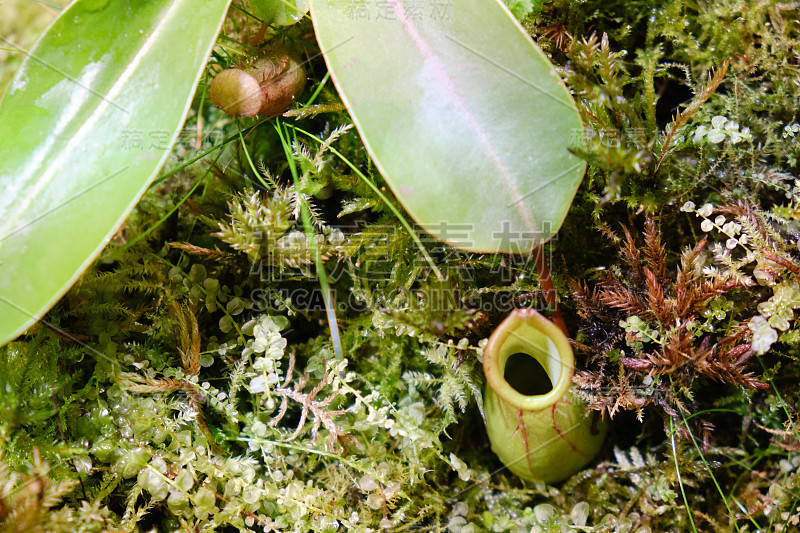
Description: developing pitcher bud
xmin=209 ymin=69 xmax=263 ymax=116
xmin=209 ymin=46 xmax=306 ymax=117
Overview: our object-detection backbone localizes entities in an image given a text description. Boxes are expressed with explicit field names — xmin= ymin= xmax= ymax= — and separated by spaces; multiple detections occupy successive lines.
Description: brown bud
xmin=246 ymin=46 xmax=306 ymax=116
xmin=209 ymin=47 xmax=306 ymax=117
xmin=208 ymin=69 xmax=264 ymax=117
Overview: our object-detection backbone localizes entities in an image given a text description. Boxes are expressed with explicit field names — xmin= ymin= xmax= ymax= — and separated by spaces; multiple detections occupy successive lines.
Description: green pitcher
xmin=483 ymin=309 xmax=607 ymax=483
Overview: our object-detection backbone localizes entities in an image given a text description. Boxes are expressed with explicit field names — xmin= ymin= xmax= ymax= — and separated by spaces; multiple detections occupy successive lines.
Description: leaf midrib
xmin=387 ymin=0 xmax=537 ymax=236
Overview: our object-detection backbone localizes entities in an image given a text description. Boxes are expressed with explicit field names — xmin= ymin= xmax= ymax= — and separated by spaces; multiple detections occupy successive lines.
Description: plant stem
xmin=532 ymin=246 xmax=568 ymax=337
xmin=669 ymin=415 xmax=699 ymax=533
xmin=274 ymin=119 xmax=343 ymax=359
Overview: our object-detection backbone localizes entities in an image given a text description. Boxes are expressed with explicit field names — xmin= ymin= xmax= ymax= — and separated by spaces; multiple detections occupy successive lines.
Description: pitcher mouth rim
xmin=483 ymin=308 xmax=575 ymax=410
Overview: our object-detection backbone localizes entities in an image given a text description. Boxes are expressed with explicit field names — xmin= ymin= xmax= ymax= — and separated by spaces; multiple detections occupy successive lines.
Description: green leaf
xmin=308 ymin=0 xmax=585 ymax=253
xmin=0 ymin=0 xmax=232 ymax=346
xmin=249 ymin=0 xmax=308 ymax=25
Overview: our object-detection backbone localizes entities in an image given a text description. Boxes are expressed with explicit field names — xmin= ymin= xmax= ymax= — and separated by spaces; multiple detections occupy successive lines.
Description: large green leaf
xmin=308 ymin=0 xmax=585 ymax=253
xmin=249 ymin=0 xmax=308 ymax=25
xmin=0 ymin=0 xmax=232 ymax=345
